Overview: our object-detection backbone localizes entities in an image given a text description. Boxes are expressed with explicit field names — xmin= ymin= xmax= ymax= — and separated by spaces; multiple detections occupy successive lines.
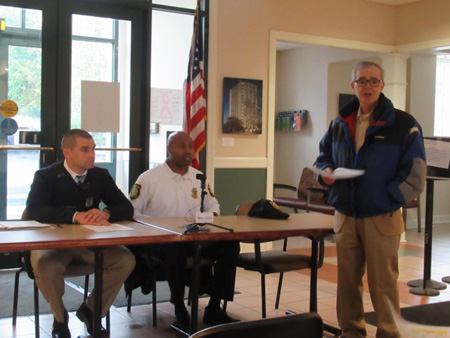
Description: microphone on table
xmin=183 ymin=173 xmax=233 ymax=234
xmin=196 ymin=174 xmax=207 ymax=212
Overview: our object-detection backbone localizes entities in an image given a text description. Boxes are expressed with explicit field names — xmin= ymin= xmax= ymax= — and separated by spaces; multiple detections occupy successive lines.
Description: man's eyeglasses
xmin=354 ymin=78 xmax=383 ymax=87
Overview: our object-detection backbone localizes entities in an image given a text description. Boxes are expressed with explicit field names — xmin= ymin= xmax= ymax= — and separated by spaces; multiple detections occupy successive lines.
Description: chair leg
xmin=260 ymin=274 xmax=267 ymax=318
xmin=417 ymin=197 xmax=422 ymax=233
xmin=402 ymin=208 xmax=408 ymax=230
xmin=34 ymin=281 xmax=40 ymax=338
xmin=12 ymin=268 xmax=23 ymax=325
xmin=152 ymin=276 xmax=157 ymax=328
xmin=84 ymin=275 xmax=89 ymax=303
xmin=275 ymin=272 xmax=284 ymax=309
xmin=106 ymin=310 xmax=110 ymax=332
xmin=127 ymin=290 xmax=132 ymax=312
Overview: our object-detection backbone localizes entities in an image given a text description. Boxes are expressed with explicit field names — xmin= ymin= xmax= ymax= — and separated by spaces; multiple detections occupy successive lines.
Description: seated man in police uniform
xmin=130 ymin=131 xmax=240 ymax=331
xmin=26 ymin=129 xmax=135 ymax=338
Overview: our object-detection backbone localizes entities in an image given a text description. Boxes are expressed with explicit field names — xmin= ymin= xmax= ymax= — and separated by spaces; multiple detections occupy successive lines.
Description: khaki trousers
xmin=334 ymin=211 xmax=402 ymax=338
xmin=31 ymin=246 xmax=135 ymax=322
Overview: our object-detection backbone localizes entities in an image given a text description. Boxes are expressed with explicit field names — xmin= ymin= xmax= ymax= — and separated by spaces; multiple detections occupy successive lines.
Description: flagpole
xmin=184 ymin=0 xmax=207 ymax=171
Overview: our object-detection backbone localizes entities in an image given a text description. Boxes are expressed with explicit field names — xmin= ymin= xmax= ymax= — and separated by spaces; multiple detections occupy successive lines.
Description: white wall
xmin=274 ymin=46 xmax=379 ymax=187
xmin=409 ymin=54 xmax=450 ymax=220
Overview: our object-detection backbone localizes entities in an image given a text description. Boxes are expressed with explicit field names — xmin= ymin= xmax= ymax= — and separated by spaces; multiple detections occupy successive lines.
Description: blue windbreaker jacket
xmin=315 ymin=93 xmax=426 ymax=218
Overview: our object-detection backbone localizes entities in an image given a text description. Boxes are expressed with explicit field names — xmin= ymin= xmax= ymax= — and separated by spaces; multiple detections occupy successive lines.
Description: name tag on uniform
xmin=85 ymin=197 xmax=93 ymax=208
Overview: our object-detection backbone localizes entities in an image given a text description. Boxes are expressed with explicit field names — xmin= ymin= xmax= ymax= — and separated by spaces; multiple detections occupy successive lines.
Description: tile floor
xmin=1 ymin=222 xmax=450 ymax=338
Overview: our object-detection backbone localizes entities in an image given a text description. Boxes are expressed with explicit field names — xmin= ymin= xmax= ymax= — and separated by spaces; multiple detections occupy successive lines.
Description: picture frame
xmin=222 ymin=77 xmax=262 ymax=134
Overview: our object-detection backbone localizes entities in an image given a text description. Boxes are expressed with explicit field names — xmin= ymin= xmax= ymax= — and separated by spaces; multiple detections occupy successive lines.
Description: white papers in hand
xmin=0 ymin=221 xmax=50 ymax=230
xmin=313 ymin=167 xmax=365 ymax=180
xmin=82 ymin=224 xmax=134 ymax=232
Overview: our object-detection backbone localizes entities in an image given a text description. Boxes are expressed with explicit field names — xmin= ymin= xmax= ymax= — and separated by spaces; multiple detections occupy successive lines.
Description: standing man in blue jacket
xmin=315 ymin=61 xmax=426 ymax=338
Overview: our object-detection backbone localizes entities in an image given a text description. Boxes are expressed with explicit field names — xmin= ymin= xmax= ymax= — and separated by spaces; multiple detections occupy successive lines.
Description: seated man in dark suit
xmin=26 ymin=129 xmax=136 ymax=338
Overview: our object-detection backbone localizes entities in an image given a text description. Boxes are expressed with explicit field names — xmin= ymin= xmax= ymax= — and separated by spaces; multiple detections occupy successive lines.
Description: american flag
xmin=184 ymin=0 xmax=206 ymax=170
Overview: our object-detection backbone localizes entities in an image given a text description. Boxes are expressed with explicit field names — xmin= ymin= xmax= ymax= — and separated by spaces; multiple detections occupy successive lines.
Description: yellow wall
xmin=207 ymin=0 xmax=450 ymax=220
xmin=209 ymin=0 xmax=397 ymax=160
xmin=396 ymin=0 xmax=450 ymax=45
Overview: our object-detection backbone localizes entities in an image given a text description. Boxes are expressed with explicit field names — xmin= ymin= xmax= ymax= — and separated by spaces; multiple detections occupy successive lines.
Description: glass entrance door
xmin=0 ymin=4 xmax=44 ymax=220
xmin=69 ymin=13 xmax=132 ymax=193
xmin=0 ymin=1 xmax=149 ymax=220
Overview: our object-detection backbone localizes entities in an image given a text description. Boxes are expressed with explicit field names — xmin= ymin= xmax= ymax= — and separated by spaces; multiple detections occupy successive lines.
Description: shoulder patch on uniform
xmin=129 ymin=184 xmax=141 ymax=200
xmin=208 ymin=184 xmax=215 ymax=197
xmin=410 ymin=126 xmax=420 ymax=135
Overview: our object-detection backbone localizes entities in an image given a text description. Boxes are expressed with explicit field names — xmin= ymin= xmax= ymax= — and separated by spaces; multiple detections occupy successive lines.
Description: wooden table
xmin=1 ymin=214 xmax=337 ymax=336
xmin=0 ymin=221 xmax=180 ymax=338
xmin=136 ymin=213 xmax=337 ymax=335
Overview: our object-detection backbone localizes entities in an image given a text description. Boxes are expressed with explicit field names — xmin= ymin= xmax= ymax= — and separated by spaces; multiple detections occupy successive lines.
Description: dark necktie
xmin=76 ymin=175 xmax=85 ymax=186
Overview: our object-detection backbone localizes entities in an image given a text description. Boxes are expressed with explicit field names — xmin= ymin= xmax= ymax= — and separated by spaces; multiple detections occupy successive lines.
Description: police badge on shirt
xmin=130 ymin=183 xmax=141 ymax=200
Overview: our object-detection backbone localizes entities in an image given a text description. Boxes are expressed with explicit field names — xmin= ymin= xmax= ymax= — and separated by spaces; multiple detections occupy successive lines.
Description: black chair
xmin=12 ymin=209 xmax=109 ymax=338
xmin=403 ymin=196 xmax=422 ymax=232
xmin=125 ymin=246 xmax=218 ymax=327
xmin=235 ymin=202 xmax=325 ymax=318
xmin=188 ymin=312 xmax=323 ymax=338
xmin=273 ymin=167 xmax=334 ymax=215
xmin=124 ymin=247 xmax=168 ymax=328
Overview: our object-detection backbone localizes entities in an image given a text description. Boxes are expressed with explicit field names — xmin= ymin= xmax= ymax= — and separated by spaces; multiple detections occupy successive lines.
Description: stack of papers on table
xmin=82 ymin=224 xmax=134 ymax=232
xmin=0 ymin=220 xmax=51 ymax=230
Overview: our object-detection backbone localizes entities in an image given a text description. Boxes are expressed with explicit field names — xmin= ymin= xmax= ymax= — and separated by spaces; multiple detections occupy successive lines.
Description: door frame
xmin=0 ymin=0 xmax=151 ymax=188
xmin=56 ymin=0 xmax=151 ymax=187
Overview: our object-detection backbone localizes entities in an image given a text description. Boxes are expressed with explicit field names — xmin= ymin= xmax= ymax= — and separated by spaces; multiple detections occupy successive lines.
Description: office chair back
xmin=235 ymin=202 xmax=324 ymax=318
xmin=188 ymin=312 xmax=323 ymax=338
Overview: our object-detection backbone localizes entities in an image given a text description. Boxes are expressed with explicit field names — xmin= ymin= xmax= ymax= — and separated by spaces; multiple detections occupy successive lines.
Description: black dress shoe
xmin=76 ymin=303 xmax=108 ymax=336
xmin=203 ymin=306 xmax=240 ymax=326
xmin=52 ymin=310 xmax=71 ymax=338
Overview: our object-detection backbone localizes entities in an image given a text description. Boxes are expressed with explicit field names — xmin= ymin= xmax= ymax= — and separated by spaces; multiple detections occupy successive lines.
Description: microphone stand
xmin=199 ymin=175 xmax=206 ymax=213
xmin=184 ymin=175 xmax=233 ymax=234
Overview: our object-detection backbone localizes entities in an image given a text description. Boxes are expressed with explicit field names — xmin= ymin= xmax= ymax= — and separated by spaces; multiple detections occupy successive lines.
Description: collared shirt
xmin=63 ymin=160 xmax=88 ymax=222
xmin=130 ymin=162 xmax=220 ymax=219
xmin=63 ymin=160 xmax=87 ymax=183
xmin=355 ymin=108 xmax=373 ymax=152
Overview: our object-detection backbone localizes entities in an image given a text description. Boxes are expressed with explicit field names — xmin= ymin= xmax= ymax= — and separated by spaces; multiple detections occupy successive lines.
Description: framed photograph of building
xmin=222 ymin=77 xmax=262 ymax=134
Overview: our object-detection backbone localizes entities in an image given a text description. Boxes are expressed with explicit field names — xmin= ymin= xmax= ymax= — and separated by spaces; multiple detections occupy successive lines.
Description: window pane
xmin=435 ymin=55 xmax=450 ymax=137
xmin=0 ymin=5 xmax=42 ymax=220
xmin=153 ymin=0 xmax=196 ymax=9
xmin=71 ymin=40 xmax=114 ymax=129
xmin=151 ymin=11 xmax=192 ymax=89
xmin=72 ymin=14 xmax=114 ymax=39
xmin=25 ymin=9 xmax=41 ymax=30
xmin=8 ymin=46 xmax=41 ymax=132
xmin=150 ymin=10 xmax=193 ymax=166
xmin=0 ymin=5 xmax=21 ymax=28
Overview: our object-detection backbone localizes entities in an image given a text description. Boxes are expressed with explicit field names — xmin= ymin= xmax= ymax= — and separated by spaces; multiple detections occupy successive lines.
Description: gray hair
xmin=352 ymin=61 xmax=384 ymax=81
